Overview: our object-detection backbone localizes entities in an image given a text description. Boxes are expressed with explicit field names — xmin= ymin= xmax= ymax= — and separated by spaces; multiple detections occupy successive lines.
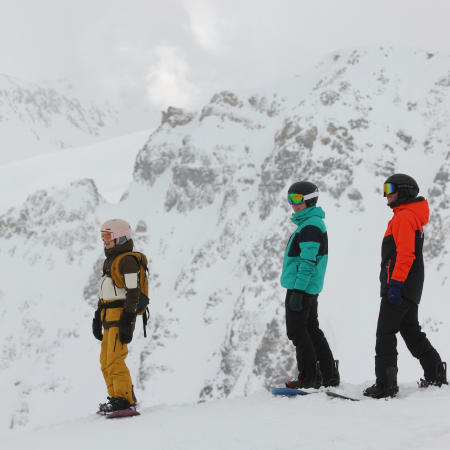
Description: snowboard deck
xmin=272 ymin=387 xmax=316 ymax=396
xmin=325 ymin=390 xmax=360 ymax=402
xmin=272 ymin=387 xmax=360 ymax=401
xmin=106 ymin=407 xmax=140 ymax=419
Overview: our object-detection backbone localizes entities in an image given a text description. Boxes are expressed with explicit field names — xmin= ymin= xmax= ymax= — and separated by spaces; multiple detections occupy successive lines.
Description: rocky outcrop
xmin=161 ymin=106 xmax=196 ymax=128
xmin=0 ymin=179 xmax=103 ymax=263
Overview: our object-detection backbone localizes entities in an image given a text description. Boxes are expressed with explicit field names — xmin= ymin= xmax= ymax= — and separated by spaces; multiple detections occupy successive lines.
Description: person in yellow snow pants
xmin=99 ymin=306 xmax=133 ymax=404
xmin=92 ymin=219 xmax=141 ymax=416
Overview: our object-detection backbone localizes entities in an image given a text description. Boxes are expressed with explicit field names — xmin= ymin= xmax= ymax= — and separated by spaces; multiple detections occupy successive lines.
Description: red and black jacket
xmin=380 ymin=197 xmax=429 ymax=304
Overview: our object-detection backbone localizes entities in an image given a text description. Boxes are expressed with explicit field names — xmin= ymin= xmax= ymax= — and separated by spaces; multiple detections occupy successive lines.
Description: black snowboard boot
xmin=419 ymin=362 xmax=448 ymax=388
xmin=286 ymin=361 xmax=323 ymax=389
xmin=363 ymin=367 xmax=399 ymax=399
xmin=322 ymin=360 xmax=340 ymax=387
xmin=98 ymin=396 xmax=133 ymax=415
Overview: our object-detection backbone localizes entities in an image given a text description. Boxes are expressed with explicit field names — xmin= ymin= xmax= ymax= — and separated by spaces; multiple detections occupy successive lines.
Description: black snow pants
xmin=375 ymin=296 xmax=442 ymax=381
xmin=285 ymin=290 xmax=334 ymax=381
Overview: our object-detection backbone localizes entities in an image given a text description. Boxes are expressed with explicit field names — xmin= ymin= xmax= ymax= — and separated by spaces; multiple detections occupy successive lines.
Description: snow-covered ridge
xmin=0 ymin=129 xmax=151 ymax=212
xmin=1 ymin=46 xmax=450 ymax=434
xmin=0 ymin=74 xmax=121 ymax=163
xmin=0 ymin=74 xmax=112 ymax=133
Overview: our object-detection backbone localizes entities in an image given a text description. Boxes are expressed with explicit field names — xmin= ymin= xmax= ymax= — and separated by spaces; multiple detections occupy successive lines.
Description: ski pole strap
xmin=142 ymin=309 xmax=150 ymax=338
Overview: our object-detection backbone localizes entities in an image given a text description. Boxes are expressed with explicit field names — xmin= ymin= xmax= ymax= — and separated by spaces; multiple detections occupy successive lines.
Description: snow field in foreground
xmin=3 ymin=384 xmax=450 ymax=450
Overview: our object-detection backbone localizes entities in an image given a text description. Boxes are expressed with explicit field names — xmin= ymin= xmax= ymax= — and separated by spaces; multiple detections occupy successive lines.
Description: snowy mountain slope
xmin=126 ymin=47 xmax=450 ymax=402
xmin=3 ymin=386 xmax=450 ymax=450
xmin=0 ymin=129 xmax=151 ymax=212
xmin=0 ymin=74 xmax=129 ymax=164
xmin=0 ymin=46 xmax=450 ymax=434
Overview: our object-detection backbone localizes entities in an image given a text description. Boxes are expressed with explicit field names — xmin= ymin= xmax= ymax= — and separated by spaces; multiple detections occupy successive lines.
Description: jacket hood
xmin=104 ymin=238 xmax=134 ymax=258
xmin=291 ymin=206 xmax=325 ymax=226
xmin=393 ymin=198 xmax=429 ymax=227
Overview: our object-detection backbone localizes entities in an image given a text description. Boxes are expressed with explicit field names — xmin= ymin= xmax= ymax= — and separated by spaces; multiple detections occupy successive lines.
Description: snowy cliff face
xmin=130 ymin=47 xmax=450 ymax=400
xmin=1 ymin=46 xmax=450 ymax=432
xmin=0 ymin=75 xmax=119 ymax=163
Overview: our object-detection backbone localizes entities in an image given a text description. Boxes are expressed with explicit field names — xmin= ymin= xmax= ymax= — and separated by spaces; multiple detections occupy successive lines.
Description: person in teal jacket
xmin=282 ymin=181 xmax=340 ymax=389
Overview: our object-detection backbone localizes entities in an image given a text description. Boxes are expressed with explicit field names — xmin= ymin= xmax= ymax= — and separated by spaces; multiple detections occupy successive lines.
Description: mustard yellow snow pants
xmin=100 ymin=306 xmax=134 ymax=404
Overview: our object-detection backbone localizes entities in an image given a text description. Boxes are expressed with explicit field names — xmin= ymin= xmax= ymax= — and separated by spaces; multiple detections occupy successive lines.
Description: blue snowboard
xmin=272 ymin=387 xmax=311 ymax=396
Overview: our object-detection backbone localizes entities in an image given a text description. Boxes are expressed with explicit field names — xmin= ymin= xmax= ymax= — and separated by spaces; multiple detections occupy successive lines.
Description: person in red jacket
xmin=364 ymin=174 xmax=447 ymax=399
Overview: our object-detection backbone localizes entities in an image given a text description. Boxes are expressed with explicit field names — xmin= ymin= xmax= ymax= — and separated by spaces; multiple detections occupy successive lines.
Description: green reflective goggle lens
xmin=384 ymin=183 xmax=396 ymax=196
xmin=288 ymin=193 xmax=305 ymax=205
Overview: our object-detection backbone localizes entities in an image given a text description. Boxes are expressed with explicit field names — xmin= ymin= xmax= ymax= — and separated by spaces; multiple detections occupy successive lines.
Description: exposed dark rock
xmin=161 ymin=106 xmax=195 ymax=128
xmin=295 ymin=127 xmax=318 ymax=150
xmin=349 ymin=118 xmax=369 ymax=130
xmin=397 ymin=130 xmax=413 ymax=147
xmin=210 ymin=91 xmax=243 ymax=108
xmin=436 ymin=73 xmax=450 ymax=87
xmin=134 ymin=144 xmax=176 ymax=185
xmin=347 ymin=188 xmax=363 ymax=201
xmin=320 ymin=90 xmax=340 ymax=106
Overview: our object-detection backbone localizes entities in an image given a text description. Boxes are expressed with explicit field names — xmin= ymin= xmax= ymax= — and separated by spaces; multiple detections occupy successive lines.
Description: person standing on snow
xmin=92 ymin=219 xmax=142 ymax=417
xmin=364 ymin=174 xmax=447 ymax=399
xmin=281 ymin=181 xmax=340 ymax=389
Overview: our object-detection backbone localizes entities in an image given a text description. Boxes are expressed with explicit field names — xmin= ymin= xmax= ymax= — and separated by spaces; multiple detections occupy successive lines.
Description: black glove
xmin=289 ymin=290 xmax=305 ymax=312
xmin=387 ymin=280 xmax=403 ymax=305
xmin=119 ymin=310 xmax=136 ymax=344
xmin=92 ymin=309 xmax=103 ymax=341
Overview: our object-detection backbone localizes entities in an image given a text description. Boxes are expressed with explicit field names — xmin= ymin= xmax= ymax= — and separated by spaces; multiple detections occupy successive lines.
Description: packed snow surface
xmin=3 ymin=385 xmax=450 ymax=450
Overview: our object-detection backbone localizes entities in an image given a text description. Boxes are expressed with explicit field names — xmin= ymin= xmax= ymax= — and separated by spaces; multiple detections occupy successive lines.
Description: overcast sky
xmin=2 ymin=0 xmax=450 ymax=127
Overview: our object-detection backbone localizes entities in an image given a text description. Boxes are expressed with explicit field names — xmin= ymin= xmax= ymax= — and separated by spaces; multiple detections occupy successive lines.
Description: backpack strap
xmin=142 ymin=308 xmax=150 ymax=338
xmin=101 ymin=300 xmax=125 ymax=309
xmin=109 ymin=251 xmax=150 ymax=337
xmin=110 ymin=252 xmax=140 ymax=288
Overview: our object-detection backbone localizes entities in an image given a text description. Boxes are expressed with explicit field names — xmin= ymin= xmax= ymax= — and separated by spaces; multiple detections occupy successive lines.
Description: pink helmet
xmin=101 ymin=219 xmax=132 ymax=240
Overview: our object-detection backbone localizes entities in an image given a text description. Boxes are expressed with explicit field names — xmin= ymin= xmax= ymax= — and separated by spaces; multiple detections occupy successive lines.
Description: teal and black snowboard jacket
xmin=280 ymin=206 xmax=328 ymax=294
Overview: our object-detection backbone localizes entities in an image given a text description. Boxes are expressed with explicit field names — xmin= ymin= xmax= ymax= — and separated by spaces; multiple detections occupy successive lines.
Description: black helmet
xmin=288 ymin=181 xmax=319 ymax=207
xmin=384 ymin=173 xmax=419 ymax=204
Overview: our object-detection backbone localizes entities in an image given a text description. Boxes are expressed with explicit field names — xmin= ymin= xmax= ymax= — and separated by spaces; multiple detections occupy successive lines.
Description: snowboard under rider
xmin=92 ymin=219 xmax=141 ymax=416
xmin=281 ymin=181 xmax=340 ymax=389
xmin=363 ymin=174 xmax=448 ymax=399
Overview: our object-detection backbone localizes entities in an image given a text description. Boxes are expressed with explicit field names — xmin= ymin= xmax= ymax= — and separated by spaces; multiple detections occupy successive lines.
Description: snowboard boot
xmin=98 ymin=397 xmax=136 ymax=415
xmin=363 ymin=367 xmax=399 ymax=399
xmin=98 ymin=387 xmax=138 ymax=416
xmin=322 ymin=360 xmax=340 ymax=387
xmin=105 ymin=397 xmax=139 ymax=418
xmin=419 ymin=362 xmax=448 ymax=388
xmin=286 ymin=361 xmax=323 ymax=389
